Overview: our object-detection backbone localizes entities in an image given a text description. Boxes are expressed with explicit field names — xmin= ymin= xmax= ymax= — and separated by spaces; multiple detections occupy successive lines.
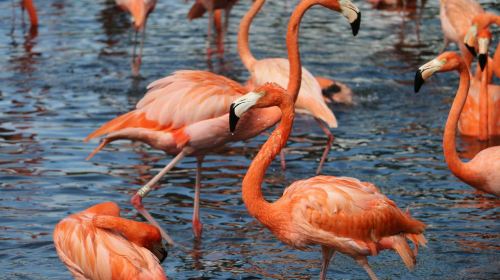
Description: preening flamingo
xmin=187 ymin=0 xmax=238 ymax=55
xmin=463 ymin=12 xmax=500 ymax=57
xmin=229 ymin=87 xmax=426 ymax=280
xmin=53 ymin=202 xmax=167 ymax=280
xmin=238 ymin=0 xmax=360 ymax=174
xmin=415 ymin=51 xmax=500 ymax=196
xmin=85 ymin=0 xmax=360 ymax=244
xmin=115 ymin=0 xmax=157 ymax=76
xmin=20 ymin=0 xmax=38 ymax=27
xmin=439 ymin=0 xmax=483 ymax=68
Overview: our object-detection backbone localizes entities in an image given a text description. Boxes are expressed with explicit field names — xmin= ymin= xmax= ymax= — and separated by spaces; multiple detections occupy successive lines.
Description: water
xmin=1 ymin=0 xmax=499 ymax=279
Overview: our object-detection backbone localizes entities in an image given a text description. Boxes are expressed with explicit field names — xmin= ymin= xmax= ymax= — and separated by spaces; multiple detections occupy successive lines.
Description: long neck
xmin=237 ymin=0 xmax=265 ymax=70
xmin=443 ymin=65 xmax=482 ymax=186
xmin=286 ymin=0 xmax=320 ymax=102
xmin=242 ymin=99 xmax=294 ymax=224
xmin=493 ymin=42 xmax=500 ymax=79
xmin=478 ymin=61 xmax=489 ymax=140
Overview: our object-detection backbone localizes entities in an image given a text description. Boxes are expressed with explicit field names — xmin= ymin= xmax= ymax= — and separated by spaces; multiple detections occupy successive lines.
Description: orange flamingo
xmin=53 ymin=202 xmax=167 ymax=280
xmin=463 ymin=12 xmax=500 ymax=57
xmin=20 ymin=0 xmax=38 ymax=27
xmin=85 ymin=0 xmax=361 ymax=243
xmin=238 ymin=0 xmax=360 ymax=174
xmin=415 ymin=51 xmax=500 ymax=196
xmin=229 ymin=88 xmax=425 ymax=279
xmin=115 ymin=0 xmax=157 ymax=76
xmin=439 ymin=0 xmax=483 ymax=68
xmin=187 ymin=0 xmax=238 ymax=55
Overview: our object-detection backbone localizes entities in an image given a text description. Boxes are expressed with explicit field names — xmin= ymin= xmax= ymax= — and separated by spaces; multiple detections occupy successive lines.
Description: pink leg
xmin=280 ymin=149 xmax=286 ymax=171
xmin=192 ymin=156 xmax=204 ymax=239
xmin=314 ymin=118 xmax=335 ymax=175
xmin=130 ymin=148 xmax=190 ymax=246
xmin=320 ymin=246 xmax=335 ymax=280
xmin=132 ymin=28 xmax=146 ymax=77
xmin=206 ymin=10 xmax=214 ymax=59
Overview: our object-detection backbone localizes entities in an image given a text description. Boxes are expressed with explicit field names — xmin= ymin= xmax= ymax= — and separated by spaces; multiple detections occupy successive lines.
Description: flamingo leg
xmin=279 ymin=149 xmax=286 ymax=171
xmin=130 ymin=148 xmax=191 ymax=246
xmin=356 ymin=258 xmax=379 ymax=280
xmin=10 ymin=0 xmax=16 ymax=35
xmin=132 ymin=27 xmax=146 ymax=76
xmin=314 ymin=118 xmax=335 ymax=175
xmin=320 ymin=246 xmax=335 ymax=280
xmin=192 ymin=156 xmax=204 ymax=239
xmin=206 ymin=10 xmax=214 ymax=58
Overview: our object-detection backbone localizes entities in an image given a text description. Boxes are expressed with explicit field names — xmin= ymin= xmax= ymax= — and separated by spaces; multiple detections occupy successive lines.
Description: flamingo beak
xmin=229 ymin=92 xmax=263 ymax=133
xmin=151 ymin=242 xmax=168 ymax=263
xmin=463 ymin=25 xmax=478 ymax=57
xmin=340 ymin=0 xmax=361 ymax=36
xmin=477 ymin=37 xmax=489 ymax=71
xmin=414 ymin=59 xmax=445 ymax=93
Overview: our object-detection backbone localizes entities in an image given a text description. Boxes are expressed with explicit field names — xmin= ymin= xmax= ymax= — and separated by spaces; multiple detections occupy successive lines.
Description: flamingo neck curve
xmin=237 ymin=0 xmax=265 ymax=70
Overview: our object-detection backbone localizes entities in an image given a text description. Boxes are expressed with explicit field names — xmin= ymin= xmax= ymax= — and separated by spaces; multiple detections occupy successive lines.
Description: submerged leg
xmin=314 ymin=118 xmax=334 ymax=175
xmin=130 ymin=148 xmax=191 ymax=245
xmin=356 ymin=257 xmax=379 ymax=280
xmin=192 ymin=156 xmax=204 ymax=239
xmin=320 ymin=246 xmax=335 ymax=280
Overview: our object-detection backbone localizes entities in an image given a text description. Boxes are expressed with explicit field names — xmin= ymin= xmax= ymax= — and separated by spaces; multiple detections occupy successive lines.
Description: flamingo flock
xmin=10 ymin=0 xmax=499 ymax=279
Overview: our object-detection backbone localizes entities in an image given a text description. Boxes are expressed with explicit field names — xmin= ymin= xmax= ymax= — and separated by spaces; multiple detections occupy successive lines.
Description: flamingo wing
xmin=441 ymin=0 xmax=483 ymax=38
xmin=86 ymin=70 xmax=246 ymax=141
xmin=283 ymin=176 xmax=425 ymax=243
xmin=250 ymin=58 xmax=337 ymax=128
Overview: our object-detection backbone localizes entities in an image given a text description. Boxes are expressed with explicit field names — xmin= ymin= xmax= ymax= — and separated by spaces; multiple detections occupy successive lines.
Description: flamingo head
xmin=229 ymin=83 xmax=288 ymax=132
xmin=414 ymin=52 xmax=464 ymax=93
xmin=318 ymin=0 xmax=361 ymax=36
xmin=464 ymin=23 xmax=478 ymax=57
xmin=477 ymin=28 xmax=491 ymax=71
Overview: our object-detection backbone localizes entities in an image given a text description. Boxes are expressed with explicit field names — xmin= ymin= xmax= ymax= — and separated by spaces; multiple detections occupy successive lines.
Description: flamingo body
xmin=464 ymin=147 xmax=500 ymax=195
xmin=249 ymin=58 xmax=337 ymax=127
xmin=271 ymin=176 xmax=426 ymax=267
xmin=53 ymin=202 xmax=167 ymax=280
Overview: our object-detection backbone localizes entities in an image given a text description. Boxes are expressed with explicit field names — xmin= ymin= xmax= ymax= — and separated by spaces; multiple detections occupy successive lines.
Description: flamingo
xmin=415 ymin=51 xmax=500 ymax=196
xmin=228 ymin=90 xmax=426 ymax=279
xmin=115 ymin=0 xmax=157 ymax=76
xmin=237 ymin=0 xmax=360 ymax=174
xmin=439 ymin=0 xmax=483 ymax=68
xmin=53 ymin=202 xmax=167 ymax=280
xmin=20 ymin=0 xmax=37 ymax=27
xmin=463 ymin=12 xmax=500 ymax=57
xmin=85 ymin=0 xmax=361 ymax=243
xmin=187 ymin=0 xmax=238 ymax=55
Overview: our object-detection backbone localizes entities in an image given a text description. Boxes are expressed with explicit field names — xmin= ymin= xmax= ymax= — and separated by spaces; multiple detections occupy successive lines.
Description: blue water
xmin=0 ymin=0 xmax=499 ymax=279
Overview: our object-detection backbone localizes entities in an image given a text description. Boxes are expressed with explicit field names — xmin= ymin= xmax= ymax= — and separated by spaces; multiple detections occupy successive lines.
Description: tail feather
xmin=391 ymin=235 xmax=416 ymax=270
xmin=84 ymin=111 xmax=138 ymax=142
xmin=187 ymin=2 xmax=206 ymax=20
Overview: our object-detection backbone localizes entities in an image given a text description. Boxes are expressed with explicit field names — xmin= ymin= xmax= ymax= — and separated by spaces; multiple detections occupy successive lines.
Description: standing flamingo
xmin=187 ymin=0 xmax=238 ymax=55
xmin=228 ymin=89 xmax=426 ymax=279
xmin=238 ymin=0 xmax=360 ymax=174
xmin=115 ymin=0 xmax=157 ymax=76
xmin=53 ymin=202 xmax=167 ymax=280
xmin=415 ymin=52 xmax=500 ymax=196
xmin=20 ymin=0 xmax=38 ymax=27
xmin=85 ymin=0 xmax=361 ymax=243
xmin=439 ymin=0 xmax=483 ymax=68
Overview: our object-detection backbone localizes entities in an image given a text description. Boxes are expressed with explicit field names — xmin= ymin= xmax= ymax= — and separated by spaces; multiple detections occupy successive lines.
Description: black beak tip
xmin=229 ymin=104 xmax=240 ymax=133
xmin=414 ymin=71 xmax=424 ymax=93
xmin=350 ymin=12 xmax=361 ymax=36
xmin=465 ymin=44 xmax=477 ymax=57
xmin=478 ymin=54 xmax=487 ymax=71
xmin=154 ymin=245 xmax=168 ymax=263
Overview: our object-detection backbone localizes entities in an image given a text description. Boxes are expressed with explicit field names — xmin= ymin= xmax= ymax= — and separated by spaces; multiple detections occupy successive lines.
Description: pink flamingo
xmin=238 ymin=0 xmax=360 ymax=174
xmin=228 ymin=82 xmax=425 ymax=279
xmin=85 ymin=0 xmax=361 ymax=243
xmin=187 ymin=0 xmax=238 ymax=55
xmin=415 ymin=51 xmax=500 ymax=196
xmin=439 ymin=0 xmax=483 ymax=68
xmin=115 ymin=0 xmax=157 ymax=76
xmin=53 ymin=202 xmax=167 ymax=279
xmin=463 ymin=12 xmax=500 ymax=57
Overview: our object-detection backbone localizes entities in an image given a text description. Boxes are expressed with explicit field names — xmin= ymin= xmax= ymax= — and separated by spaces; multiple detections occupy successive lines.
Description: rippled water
xmin=1 ymin=0 xmax=499 ymax=279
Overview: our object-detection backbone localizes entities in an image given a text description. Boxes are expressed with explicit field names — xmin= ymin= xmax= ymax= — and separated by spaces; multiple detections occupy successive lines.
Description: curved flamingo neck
xmin=237 ymin=0 xmax=265 ymax=70
xmin=443 ymin=63 xmax=483 ymax=186
xmin=242 ymin=96 xmax=294 ymax=225
xmin=22 ymin=0 xmax=38 ymax=27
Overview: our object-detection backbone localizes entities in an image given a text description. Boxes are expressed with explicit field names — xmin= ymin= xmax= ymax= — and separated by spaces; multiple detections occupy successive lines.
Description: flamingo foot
xmin=131 ymin=194 xmax=174 ymax=246
xmin=192 ymin=218 xmax=203 ymax=240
